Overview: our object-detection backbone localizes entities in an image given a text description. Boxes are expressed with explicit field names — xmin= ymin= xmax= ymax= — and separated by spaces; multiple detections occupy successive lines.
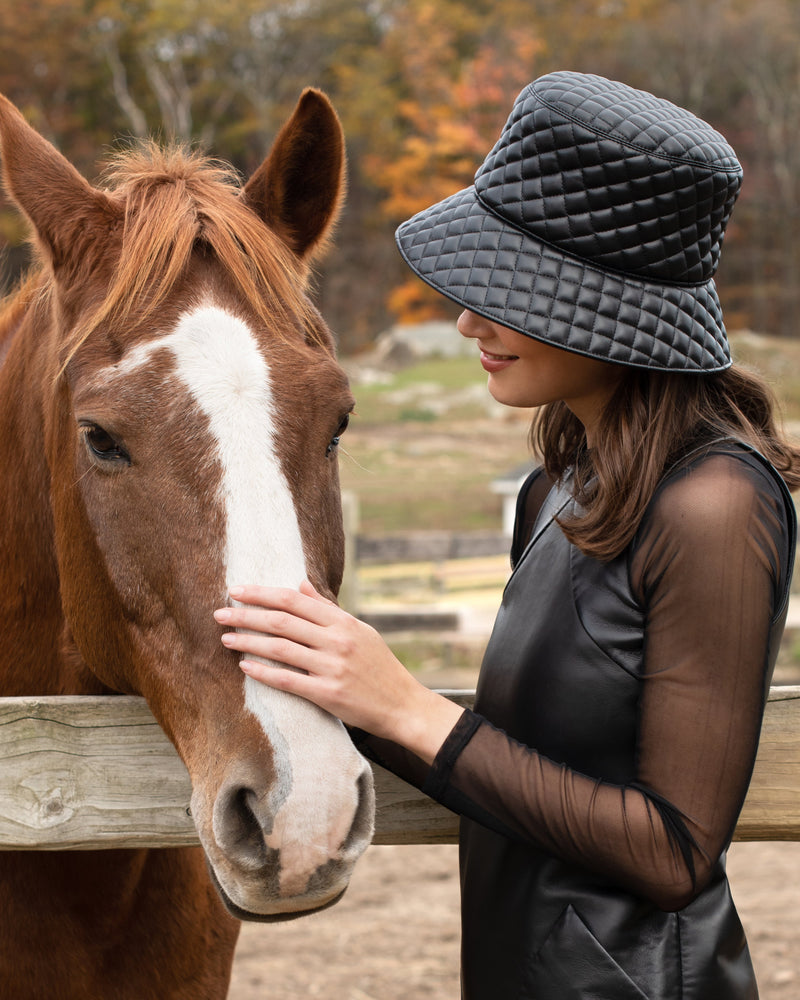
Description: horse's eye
xmin=81 ymin=423 xmax=131 ymax=465
xmin=326 ymin=413 xmax=350 ymax=457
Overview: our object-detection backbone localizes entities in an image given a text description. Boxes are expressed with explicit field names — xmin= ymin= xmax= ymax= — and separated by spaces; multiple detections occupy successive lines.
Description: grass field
xmin=339 ymin=331 xmax=800 ymax=536
xmin=338 ymin=357 xmax=535 ymax=534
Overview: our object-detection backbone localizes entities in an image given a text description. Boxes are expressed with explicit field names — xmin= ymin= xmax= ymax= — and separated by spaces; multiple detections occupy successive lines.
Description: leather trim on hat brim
xmin=395 ymin=186 xmax=731 ymax=373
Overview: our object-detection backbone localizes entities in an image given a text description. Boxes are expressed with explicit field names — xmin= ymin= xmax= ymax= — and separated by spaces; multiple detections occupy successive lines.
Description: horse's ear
xmin=243 ymin=89 xmax=346 ymax=263
xmin=0 ymin=94 xmax=120 ymax=275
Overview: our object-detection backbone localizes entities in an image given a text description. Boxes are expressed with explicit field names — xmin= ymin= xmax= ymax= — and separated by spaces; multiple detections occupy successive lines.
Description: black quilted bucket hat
xmin=395 ymin=71 xmax=743 ymax=372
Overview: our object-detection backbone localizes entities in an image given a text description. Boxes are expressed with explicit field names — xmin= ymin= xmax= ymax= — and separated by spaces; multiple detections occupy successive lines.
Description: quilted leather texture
xmin=396 ymin=71 xmax=743 ymax=372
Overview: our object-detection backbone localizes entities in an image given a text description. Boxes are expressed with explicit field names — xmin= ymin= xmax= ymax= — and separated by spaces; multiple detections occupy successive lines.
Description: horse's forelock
xmin=58 ymin=143 xmax=325 ymax=373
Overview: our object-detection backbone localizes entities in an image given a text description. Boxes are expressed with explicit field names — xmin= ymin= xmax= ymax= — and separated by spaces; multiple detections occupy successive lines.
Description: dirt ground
xmin=228 ymin=840 xmax=800 ymax=1000
xmin=229 ymin=643 xmax=798 ymax=1000
xmin=228 ymin=646 xmax=800 ymax=999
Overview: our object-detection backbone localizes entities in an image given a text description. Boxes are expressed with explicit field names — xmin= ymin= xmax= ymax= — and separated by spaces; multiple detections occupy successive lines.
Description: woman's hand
xmin=213 ymin=580 xmax=464 ymax=765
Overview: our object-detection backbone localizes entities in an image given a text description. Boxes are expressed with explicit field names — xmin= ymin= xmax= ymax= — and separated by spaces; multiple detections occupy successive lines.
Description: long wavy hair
xmin=532 ymin=365 xmax=800 ymax=562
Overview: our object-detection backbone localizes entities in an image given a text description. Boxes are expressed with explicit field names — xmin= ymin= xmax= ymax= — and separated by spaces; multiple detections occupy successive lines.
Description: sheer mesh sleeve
xmin=422 ymin=452 xmax=792 ymax=911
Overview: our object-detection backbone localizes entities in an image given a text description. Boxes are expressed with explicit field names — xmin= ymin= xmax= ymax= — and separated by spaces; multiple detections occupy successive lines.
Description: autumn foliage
xmin=1 ymin=0 xmax=800 ymax=349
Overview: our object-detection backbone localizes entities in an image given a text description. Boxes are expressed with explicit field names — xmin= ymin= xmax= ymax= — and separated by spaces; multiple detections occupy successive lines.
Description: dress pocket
xmin=526 ymin=904 xmax=650 ymax=1000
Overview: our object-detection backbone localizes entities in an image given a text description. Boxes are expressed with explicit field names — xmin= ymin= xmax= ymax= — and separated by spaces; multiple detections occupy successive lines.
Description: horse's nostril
xmin=215 ymin=785 xmax=271 ymax=869
xmin=340 ymin=766 xmax=376 ymax=857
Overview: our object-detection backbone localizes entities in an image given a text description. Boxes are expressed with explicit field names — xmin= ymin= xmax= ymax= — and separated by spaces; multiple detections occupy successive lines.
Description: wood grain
xmin=0 ymin=689 xmax=797 ymax=849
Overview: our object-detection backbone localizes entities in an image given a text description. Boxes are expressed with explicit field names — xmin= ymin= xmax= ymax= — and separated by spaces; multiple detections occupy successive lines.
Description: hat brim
xmin=395 ymin=186 xmax=731 ymax=373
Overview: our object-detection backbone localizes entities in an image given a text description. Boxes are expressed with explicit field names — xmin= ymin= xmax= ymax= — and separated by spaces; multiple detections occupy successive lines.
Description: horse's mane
xmin=0 ymin=271 xmax=44 ymax=368
xmin=10 ymin=141 xmax=325 ymax=371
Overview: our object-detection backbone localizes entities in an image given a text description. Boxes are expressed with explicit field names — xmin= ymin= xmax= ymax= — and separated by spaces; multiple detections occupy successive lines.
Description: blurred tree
xmin=0 ymin=1 xmax=102 ymax=162
xmin=1 ymin=0 xmax=799 ymax=345
xmin=338 ymin=0 xmax=541 ymax=324
xmin=88 ymin=0 xmax=357 ymax=149
xmin=617 ymin=0 xmax=800 ymax=337
xmin=0 ymin=0 xmax=382 ymax=344
xmin=733 ymin=0 xmax=800 ymax=338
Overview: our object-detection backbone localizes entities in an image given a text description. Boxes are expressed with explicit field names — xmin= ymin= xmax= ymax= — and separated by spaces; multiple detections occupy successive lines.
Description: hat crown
xmin=475 ymin=72 xmax=743 ymax=284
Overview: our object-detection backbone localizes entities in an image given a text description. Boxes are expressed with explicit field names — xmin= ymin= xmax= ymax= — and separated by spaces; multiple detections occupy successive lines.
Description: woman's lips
xmin=480 ymin=350 xmax=519 ymax=373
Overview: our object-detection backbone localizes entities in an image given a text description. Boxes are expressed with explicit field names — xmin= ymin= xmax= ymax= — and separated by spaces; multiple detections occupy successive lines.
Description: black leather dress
xmin=359 ymin=442 xmax=795 ymax=999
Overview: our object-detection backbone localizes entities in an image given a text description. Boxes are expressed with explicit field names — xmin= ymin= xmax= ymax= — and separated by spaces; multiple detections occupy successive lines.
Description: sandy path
xmin=228 ymin=840 xmax=800 ymax=999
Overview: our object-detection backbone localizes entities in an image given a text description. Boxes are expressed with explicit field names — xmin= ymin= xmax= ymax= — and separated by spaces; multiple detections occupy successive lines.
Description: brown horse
xmin=0 ymin=90 xmax=374 ymax=997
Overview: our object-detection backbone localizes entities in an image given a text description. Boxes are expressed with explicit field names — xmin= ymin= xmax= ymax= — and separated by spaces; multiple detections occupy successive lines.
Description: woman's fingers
xmin=239 ymin=656 xmax=331 ymax=702
xmin=298 ymin=578 xmax=338 ymax=606
xmin=212 ymin=580 xmax=465 ymax=758
xmin=214 ymin=583 xmax=340 ymax=637
xmin=219 ymin=629 xmax=314 ymax=672
xmin=213 ymin=581 xmax=354 ymax=675
xmin=229 ymin=583 xmax=338 ymax=625
xmin=214 ymin=604 xmax=316 ymax=646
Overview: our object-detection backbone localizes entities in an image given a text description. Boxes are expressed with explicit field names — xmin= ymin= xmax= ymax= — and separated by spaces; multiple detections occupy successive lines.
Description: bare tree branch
xmin=102 ymin=36 xmax=148 ymax=138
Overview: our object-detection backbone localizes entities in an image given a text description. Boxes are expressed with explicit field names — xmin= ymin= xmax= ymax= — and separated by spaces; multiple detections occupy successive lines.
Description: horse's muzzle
xmin=194 ymin=749 xmax=375 ymax=919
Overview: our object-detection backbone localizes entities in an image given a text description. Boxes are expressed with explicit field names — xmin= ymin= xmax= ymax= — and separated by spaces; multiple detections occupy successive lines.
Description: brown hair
xmin=532 ymin=365 xmax=800 ymax=562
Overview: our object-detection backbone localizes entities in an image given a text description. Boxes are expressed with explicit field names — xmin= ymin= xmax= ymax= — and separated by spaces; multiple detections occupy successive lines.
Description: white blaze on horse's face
xmin=0 ymin=84 xmax=366 ymax=987
xmin=116 ymin=301 xmax=374 ymax=916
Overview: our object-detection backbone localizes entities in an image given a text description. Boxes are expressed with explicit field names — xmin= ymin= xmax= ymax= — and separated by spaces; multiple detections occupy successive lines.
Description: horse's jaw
xmin=206 ymin=864 xmax=348 ymax=923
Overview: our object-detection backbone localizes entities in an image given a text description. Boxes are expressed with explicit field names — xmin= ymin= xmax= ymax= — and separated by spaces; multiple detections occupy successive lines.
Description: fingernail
xmin=220 ymin=633 xmax=236 ymax=646
xmin=213 ymin=609 xmax=231 ymax=623
xmin=229 ymin=586 xmax=244 ymax=598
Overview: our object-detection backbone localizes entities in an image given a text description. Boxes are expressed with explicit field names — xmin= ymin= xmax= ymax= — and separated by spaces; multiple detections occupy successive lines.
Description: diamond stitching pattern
xmin=395 ymin=72 xmax=741 ymax=373
xmin=476 ymin=81 xmax=740 ymax=285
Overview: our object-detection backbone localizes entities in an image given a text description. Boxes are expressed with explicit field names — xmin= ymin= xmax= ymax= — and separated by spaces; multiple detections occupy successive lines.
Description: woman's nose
xmin=456 ymin=309 xmax=483 ymax=340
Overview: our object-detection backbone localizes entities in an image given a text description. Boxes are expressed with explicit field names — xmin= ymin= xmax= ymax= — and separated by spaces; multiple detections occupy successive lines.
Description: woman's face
xmin=456 ymin=309 xmax=624 ymax=443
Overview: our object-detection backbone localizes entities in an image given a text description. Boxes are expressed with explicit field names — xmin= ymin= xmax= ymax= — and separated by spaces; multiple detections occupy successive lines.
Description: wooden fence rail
xmin=0 ymin=688 xmax=798 ymax=850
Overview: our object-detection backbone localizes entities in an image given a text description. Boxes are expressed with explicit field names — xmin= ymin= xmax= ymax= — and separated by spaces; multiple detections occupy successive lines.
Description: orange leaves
xmin=387 ymin=279 xmax=452 ymax=326
xmin=353 ymin=0 xmax=541 ymax=321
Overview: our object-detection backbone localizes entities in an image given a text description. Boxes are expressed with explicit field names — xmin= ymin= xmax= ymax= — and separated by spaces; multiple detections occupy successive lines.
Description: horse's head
xmin=0 ymin=90 xmax=374 ymax=918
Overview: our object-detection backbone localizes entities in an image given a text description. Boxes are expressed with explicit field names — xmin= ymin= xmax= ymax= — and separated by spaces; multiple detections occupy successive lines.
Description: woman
xmin=214 ymin=72 xmax=799 ymax=998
